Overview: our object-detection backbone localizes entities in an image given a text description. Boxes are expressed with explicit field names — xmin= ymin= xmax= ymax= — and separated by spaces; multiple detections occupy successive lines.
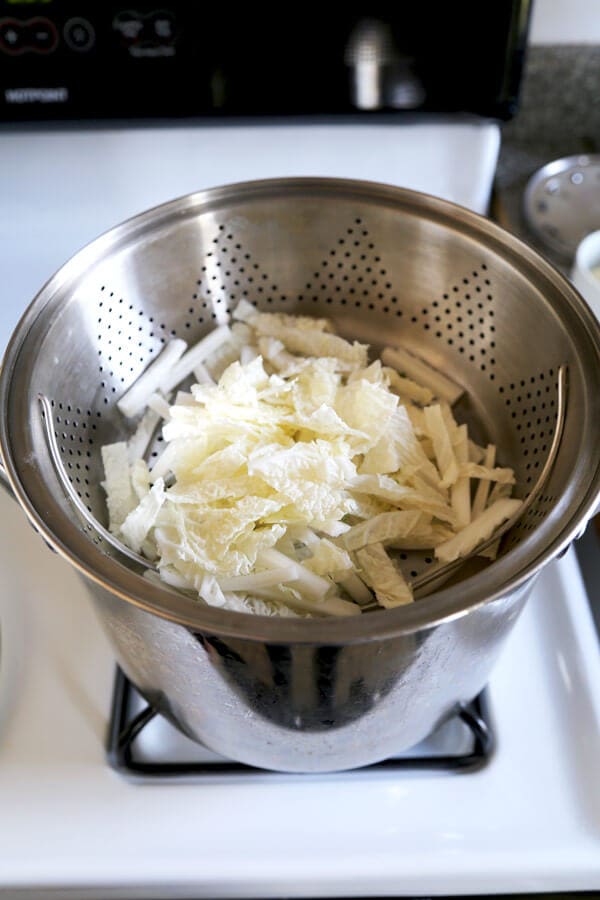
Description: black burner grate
xmin=107 ymin=668 xmax=494 ymax=780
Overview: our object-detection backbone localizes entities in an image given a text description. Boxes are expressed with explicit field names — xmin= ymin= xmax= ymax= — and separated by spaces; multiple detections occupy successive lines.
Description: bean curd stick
xmin=424 ymin=405 xmax=460 ymax=487
xmin=382 ymin=345 xmax=464 ymax=405
xmin=435 ymin=498 xmax=522 ymax=564
xmin=451 ymin=424 xmax=471 ymax=528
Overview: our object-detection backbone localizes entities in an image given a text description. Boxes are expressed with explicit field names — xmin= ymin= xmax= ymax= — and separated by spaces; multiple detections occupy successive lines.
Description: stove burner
xmin=107 ymin=669 xmax=494 ymax=780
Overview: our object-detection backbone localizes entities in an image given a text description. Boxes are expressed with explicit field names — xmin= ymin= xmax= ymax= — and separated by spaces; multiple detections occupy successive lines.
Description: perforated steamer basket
xmin=1 ymin=177 xmax=599 ymax=772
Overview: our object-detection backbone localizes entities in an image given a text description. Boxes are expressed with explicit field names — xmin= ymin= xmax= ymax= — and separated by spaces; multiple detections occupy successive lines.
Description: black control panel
xmin=0 ymin=2 xmax=532 ymax=122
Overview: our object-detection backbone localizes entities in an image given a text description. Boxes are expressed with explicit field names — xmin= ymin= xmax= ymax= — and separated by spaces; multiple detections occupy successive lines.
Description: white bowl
xmin=571 ymin=229 xmax=600 ymax=321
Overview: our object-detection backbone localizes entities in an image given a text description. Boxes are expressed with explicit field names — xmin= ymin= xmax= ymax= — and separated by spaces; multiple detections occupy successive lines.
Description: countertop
xmin=493 ymin=44 xmax=600 ymax=271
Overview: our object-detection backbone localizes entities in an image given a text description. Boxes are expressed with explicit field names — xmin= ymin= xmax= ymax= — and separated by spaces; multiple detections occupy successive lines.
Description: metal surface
xmin=523 ymin=153 xmax=600 ymax=262
xmin=89 ymin=574 xmax=525 ymax=773
xmin=0 ymin=177 xmax=599 ymax=771
xmin=37 ymin=393 xmax=151 ymax=569
xmin=411 ymin=364 xmax=568 ymax=597
xmin=107 ymin=668 xmax=494 ymax=779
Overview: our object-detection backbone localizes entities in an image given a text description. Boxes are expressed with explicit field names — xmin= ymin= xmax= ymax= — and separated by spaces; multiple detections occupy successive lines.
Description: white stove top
xmin=1 ymin=118 xmax=599 ymax=898
xmin=0 ymin=494 xmax=599 ymax=898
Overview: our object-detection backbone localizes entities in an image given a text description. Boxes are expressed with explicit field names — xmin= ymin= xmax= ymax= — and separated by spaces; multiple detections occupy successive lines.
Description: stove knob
xmin=27 ymin=17 xmax=58 ymax=53
xmin=0 ymin=18 xmax=24 ymax=54
xmin=63 ymin=17 xmax=95 ymax=52
xmin=0 ymin=17 xmax=58 ymax=54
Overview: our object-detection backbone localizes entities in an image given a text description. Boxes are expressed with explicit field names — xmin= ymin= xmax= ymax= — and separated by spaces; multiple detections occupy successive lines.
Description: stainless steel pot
xmin=1 ymin=178 xmax=599 ymax=772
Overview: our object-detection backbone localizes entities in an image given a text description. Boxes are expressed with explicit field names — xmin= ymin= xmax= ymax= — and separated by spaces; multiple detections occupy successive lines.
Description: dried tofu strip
xmin=359 ymin=405 xmax=440 ymax=485
xmin=233 ymin=298 xmax=335 ymax=332
xmin=423 ymin=405 xmax=460 ymax=488
xmin=355 ymin=543 xmax=413 ymax=607
xmin=435 ymin=498 xmax=522 ymax=564
xmin=338 ymin=572 xmax=373 ymax=606
xmin=419 ymin=437 xmax=435 ymax=460
xmin=381 ymin=346 xmax=464 ymax=406
xmin=254 ymin=320 xmax=368 ymax=368
xmin=236 ymin=303 xmax=368 ymax=368
xmin=117 ymin=339 xmax=187 ymax=418
xmin=404 ymin=403 xmax=427 ymax=436
xmin=174 ymin=391 xmax=197 ymax=406
xmin=461 ymin=463 xmax=515 ymax=484
xmin=350 ymin=474 xmax=456 ymax=525
xmin=439 ymin=401 xmax=459 ymax=436
xmin=451 ymin=423 xmax=471 ymax=529
xmin=386 ymin=525 xmax=453 ymax=550
xmin=383 ymin=366 xmax=434 ymax=406
xmin=342 ymin=510 xmax=428 ymax=551
xmin=488 ymin=480 xmax=514 ymax=506
xmin=468 ymin=440 xmax=486 ymax=464
xmin=344 ymin=492 xmax=393 ymax=521
xmin=479 ymin=538 xmax=501 ymax=561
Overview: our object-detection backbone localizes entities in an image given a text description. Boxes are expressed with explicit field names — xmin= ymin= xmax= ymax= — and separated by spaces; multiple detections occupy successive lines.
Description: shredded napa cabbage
xmin=101 ymin=302 xmax=521 ymax=617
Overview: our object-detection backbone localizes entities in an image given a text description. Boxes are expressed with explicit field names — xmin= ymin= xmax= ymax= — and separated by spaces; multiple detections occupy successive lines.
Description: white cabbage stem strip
xmin=257 ymin=548 xmax=360 ymax=616
xmin=258 ymin=548 xmax=331 ymax=600
xmin=217 ymin=565 xmax=297 ymax=592
xmin=192 ymin=362 xmax=215 ymax=385
xmin=252 ymin=586 xmax=360 ymax=618
xmin=118 ymin=339 xmax=187 ymax=418
xmin=156 ymin=567 xmax=190 ymax=589
xmin=161 ymin=325 xmax=231 ymax=394
xmin=146 ymin=392 xmax=171 ymax=421
xmin=240 ymin=345 xmax=259 ymax=365
xmin=127 ymin=407 xmax=161 ymax=463
xmin=287 ymin=592 xmax=361 ymax=617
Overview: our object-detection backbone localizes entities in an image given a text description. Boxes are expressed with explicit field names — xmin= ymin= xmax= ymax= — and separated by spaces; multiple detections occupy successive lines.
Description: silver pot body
xmin=88 ymin=574 xmax=533 ymax=772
